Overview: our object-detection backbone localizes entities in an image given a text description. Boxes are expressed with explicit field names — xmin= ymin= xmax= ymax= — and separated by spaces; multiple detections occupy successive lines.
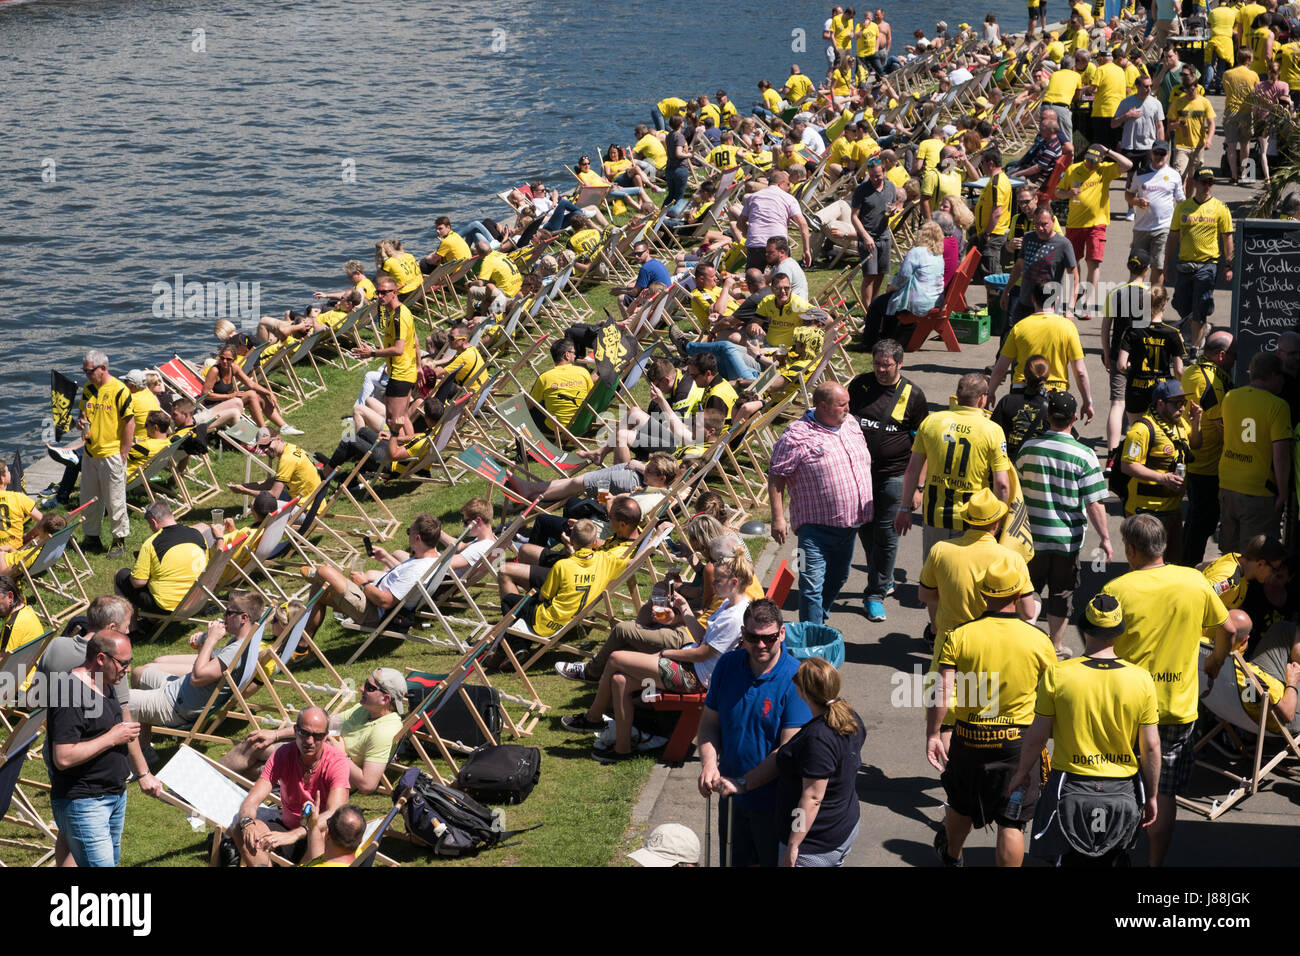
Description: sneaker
xmin=885 ymin=584 xmax=895 ymax=598
xmin=591 ymin=747 xmax=639 ymax=763
xmin=634 ymin=732 xmax=669 ymax=753
xmin=554 ymin=661 xmax=596 ymax=683
xmin=40 ymin=495 xmax=71 ymax=509
xmin=280 ymin=424 xmax=304 ymax=436
xmin=1113 ymin=210 xmax=1134 ymax=221
xmin=866 ymin=600 xmax=886 ymax=622
xmin=107 ymin=538 xmax=126 ymax=558
xmin=561 ymin=713 xmax=608 ymax=732
xmin=46 ymin=444 xmax=79 ymax=468
xmin=667 ymin=324 xmax=693 ymax=361
xmin=933 ymin=827 xmax=963 ymax=867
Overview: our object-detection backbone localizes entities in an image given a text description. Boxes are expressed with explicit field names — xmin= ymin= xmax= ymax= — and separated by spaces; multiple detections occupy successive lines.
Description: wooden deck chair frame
xmin=308 ymin=449 xmax=402 ymax=545
xmin=224 ymin=496 xmax=308 ymax=603
xmin=1176 ymin=647 xmax=1300 ymax=820
xmin=320 ymin=302 xmax=373 ymax=370
xmin=0 ymin=709 xmax=57 ymax=865
xmin=18 ymin=513 xmax=93 ymax=629
xmin=386 ymin=391 xmax=473 ymax=486
xmin=492 ymin=393 xmax=591 ymax=479
xmin=245 ymin=591 xmax=354 ymax=719
xmin=169 ymin=427 xmax=224 ymax=511
xmin=151 ymin=611 xmax=269 ymax=748
xmin=124 ymin=435 xmax=189 ymax=517
xmin=716 ymin=392 xmax=800 ymax=513
xmin=159 ymin=356 xmax=271 ymax=433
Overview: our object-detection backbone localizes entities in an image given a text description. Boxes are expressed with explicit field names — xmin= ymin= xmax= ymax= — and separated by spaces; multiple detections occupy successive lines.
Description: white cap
xmin=941 ymin=123 xmax=957 ymax=137
xmin=627 ymin=824 xmax=700 ymax=867
xmin=123 ymin=369 xmax=147 ymax=387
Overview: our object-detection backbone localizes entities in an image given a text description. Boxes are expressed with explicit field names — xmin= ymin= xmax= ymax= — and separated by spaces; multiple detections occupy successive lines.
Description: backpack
xmin=393 ymin=768 xmax=539 ymax=858
xmin=454 ymin=744 xmax=542 ymax=805
xmin=1004 ymin=389 xmax=1050 ymax=460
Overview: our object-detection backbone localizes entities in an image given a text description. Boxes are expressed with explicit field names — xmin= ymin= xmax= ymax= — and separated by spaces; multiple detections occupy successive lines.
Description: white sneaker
xmin=635 ymin=732 xmax=670 ymax=752
xmin=554 ymin=661 xmax=593 ymax=682
xmin=280 ymin=425 xmax=304 ymax=436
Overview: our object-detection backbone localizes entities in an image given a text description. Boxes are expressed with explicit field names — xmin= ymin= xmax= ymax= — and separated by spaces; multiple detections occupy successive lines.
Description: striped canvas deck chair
xmin=124 ymin=435 xmax=189 ymax=517
xmin=18 ymin=514 xmax=93 ymax=629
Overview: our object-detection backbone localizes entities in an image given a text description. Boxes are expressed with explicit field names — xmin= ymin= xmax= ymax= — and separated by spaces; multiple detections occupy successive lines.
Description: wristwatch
xmin=238 ymin=816 xmax=255 ymax=830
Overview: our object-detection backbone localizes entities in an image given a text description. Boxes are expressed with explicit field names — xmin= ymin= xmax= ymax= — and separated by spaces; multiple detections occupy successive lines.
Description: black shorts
xmin=500 ymin=590 xmax=538 ymax=629
xmin=114 ymin=568 xmax=167 ymax=617
xmin=1124 ymin=382 xmax=1155 ymax=416
xmin=1028 ymin=550 xmax=1080 ymax=621
xmin=941 ymin=724 xmax=1041 ymax=829
xmin=385 ymin=379 xmax=414 ymax=398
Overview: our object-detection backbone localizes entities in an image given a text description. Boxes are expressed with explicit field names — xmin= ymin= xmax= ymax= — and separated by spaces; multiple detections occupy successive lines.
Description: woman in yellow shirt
xmin=375 ymin=238 xmax=423 ymax=295
xmin=576 ymin=153 xmax=654 ymax=214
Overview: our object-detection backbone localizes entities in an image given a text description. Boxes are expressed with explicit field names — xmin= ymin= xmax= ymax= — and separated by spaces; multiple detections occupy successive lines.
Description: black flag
xmin=50 ymin=370 xmax=79 ymax=441
xmin=591 ymin=314 xmax=638 ymax=388
xmin=8 ymin=450 xmax=23 ymax=493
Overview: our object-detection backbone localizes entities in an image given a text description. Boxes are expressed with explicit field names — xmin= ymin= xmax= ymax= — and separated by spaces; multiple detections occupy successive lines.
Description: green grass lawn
xmin=6 ymin=261 xmax=868 ymax=867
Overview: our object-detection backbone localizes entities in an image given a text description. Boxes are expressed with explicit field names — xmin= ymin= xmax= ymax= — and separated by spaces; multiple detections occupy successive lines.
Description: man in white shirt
xmin=1125 ymin=140 xmax=1184 ymax=287
xmin=299 ymin=514 xmax=442 ymax=639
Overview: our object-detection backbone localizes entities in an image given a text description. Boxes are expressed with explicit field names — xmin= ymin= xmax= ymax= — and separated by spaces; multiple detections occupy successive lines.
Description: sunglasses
xmin=363 ymin=678 xmax=381 ymax=693
xmin=377 ymin=288 xmax=397 ymax=296
xmin=110 ymin=654 xmax=133 ymax=669
xmin=742 ymin=629 xmax=781 ymax=645
xmin=296 ymin=726 xmax=329 ymax=741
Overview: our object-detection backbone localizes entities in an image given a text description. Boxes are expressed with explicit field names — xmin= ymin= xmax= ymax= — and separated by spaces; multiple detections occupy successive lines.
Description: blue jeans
xmin=650 ymin=107 xmax=666 ymax=131
xmin=857 ymin=474 xmax=903 ymax=602
xmin=458 ymin=221 xmax=495 ymax=246
xmin=686 ymin=341 xmax=760 ymax=381
xmin=797 ymin=524 xmax=859 ymax=623
xmin=543 ymin=199 xmax=582 ymax=232
xmin=52 ymin=791 xmax=127 ymax=867
xmin=665 ymin=166 xmax=690 ymax=215
xmin=1172 ymin=262 xmax=1218 ymax=326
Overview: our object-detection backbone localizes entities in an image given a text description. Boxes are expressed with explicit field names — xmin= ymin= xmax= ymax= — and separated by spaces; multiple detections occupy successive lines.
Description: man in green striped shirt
xmin=1015 ymin=391 xmax=1113 ymax=657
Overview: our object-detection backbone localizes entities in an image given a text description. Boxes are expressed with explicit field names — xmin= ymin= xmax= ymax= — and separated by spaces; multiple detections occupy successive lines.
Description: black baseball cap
xmin=1127 ymin=249 xmax=1151 ymax=272
xmin=1047 ymin=390 xmax=1077 ymax=419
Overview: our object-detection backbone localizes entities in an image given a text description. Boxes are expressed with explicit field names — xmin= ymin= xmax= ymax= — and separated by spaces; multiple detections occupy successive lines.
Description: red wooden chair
xmin=895 ymin=246 xmax=981 ymax=353
xmin=765 ymin=559 xmax=795 ymax=608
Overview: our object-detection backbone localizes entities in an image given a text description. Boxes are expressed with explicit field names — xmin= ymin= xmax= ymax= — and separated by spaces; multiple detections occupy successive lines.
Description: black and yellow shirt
xmin=380 ymin=304 xmax=419 ymax=384
xmin=920 ymin=531 xmax=1032 ymax=662
xmin=126 ymin=434 xmax=172 ymax=480
xmin=80 ymin=376 xmax=133 ymax=458
xmin=1036 ymin=656 xmax=1158 ymax=777
xmin=0 ymin=490 xmax=35 ymax=550
xmin=937 ymin=611 xmax=1055 ymax=728
xmin=707 ymin=144 xmax=744 ymax=169
xmin=1121 ymin=413 xmax=1189 ymax=514
xmin=1202 ymin=552 xmax=1249 ymax=609
xmin=696 ymin=378 xmax=739 ymax=420
xmin=442 ymin=346 xmax=489 ymax=394
xmin=274 ymin=441 xmax=322 ymax=502
xmin=912 ymin=405 xmax=1012 ymax=531
xmin=128 ymin=387 xmax=161 ymax=434
xmin=131 ymin=524 xmax=209 ymax=612
xmin=0 ymin=604 xmax=43 ymax=654
xmin=534 ymin=547 xmax=624 ymax=637
xmin=568 ymin=228 xmax=602 ymax=261
xmin=382 ymin=253 xmax=423 ymax=294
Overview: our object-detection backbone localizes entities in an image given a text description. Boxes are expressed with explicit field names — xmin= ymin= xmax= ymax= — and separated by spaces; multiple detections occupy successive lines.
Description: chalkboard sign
xmin=1231 ymin=218 xmax=1300 ymax=381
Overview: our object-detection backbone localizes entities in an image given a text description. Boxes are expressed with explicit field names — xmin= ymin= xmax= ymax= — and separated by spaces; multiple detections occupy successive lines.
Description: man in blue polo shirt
xmin=611 ymin=241 xmax=671 ymax=320
xmin=697 ymin=599 xmax=812 ymax=866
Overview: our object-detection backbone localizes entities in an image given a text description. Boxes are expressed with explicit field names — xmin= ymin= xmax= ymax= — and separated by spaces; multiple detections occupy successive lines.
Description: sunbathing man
xmin=506 ymin=451 xmax=678 ymax=508
xmin=498 ymin=494 xmax=643 ymax=596
xmin=298 ymin=514 xmax=442 ymax=641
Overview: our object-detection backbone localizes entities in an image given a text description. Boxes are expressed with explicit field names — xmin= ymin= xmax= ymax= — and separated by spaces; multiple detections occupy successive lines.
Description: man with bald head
xmin=235 ymin=705 xmax=350 ymax=866
xmin=769 ymin=382 xmax=874 ymax=623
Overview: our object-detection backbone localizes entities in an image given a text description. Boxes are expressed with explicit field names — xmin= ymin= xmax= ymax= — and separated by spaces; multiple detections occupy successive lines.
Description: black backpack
xmin=393 ymin=768 xmax=539 ymax=858
xmin=454 ymin=744 xmax=542 ymax=805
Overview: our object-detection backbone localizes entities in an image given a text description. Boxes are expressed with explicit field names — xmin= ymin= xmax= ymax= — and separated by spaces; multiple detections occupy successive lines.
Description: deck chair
xmin=245 ymin=591 xmax=353 ymax=720
xmin=1175 ymin=644 xmax=1300 ymax=820
xmin=169 ymin=423 xmax=224 ymax=510
xmin=224 ymin=497 xmax=308 ymax=602
xmin=17 ymin=515 xmax=93 ymax=629
xmin=386 ymin=608 xmax=548 ymax=788
xmin=386 ymin=391 xmax=473 ymax=486
xmin=135 ymin=535 xmax=250 ymax=640
xmin=305 ymin=450 xmax=401 ymax=546
xmin=493 ymin=394 xmax=590 ymax=477
xmin=279 ymin=328 xmax=331 ymax=402
xmin=339 ymin=525 xmax=496 ymax=664
xmin=154 ymin=745 xmax=296 ymax=866
xmin=896 ymin=246 xmax=980 ymax=352
xmin=124 ymin=435 xmax=189 ymax=517
xmin=0 ymin=709 xmax=57 ymax=865
xmin=152 ymin=613 xmax=268 ymax=747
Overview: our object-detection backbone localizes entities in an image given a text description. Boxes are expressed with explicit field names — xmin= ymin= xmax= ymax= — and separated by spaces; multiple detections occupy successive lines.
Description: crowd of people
xmin=4 ymin=0 xmax=1300 ymax=871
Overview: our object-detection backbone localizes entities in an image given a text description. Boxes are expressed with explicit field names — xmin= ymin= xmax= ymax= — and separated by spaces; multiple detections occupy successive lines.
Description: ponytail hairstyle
xmin=1023 ymin=354 xmax=1050 ymax=392
xmin=795 ymin=657 xmax=858 ymax=736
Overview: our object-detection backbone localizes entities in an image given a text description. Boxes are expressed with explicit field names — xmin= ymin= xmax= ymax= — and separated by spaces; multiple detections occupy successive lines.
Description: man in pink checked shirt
xmin=769 ymin=381 xmax=873 ymax=624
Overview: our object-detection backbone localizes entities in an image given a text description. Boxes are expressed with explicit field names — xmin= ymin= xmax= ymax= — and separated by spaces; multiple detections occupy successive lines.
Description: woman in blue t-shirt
xmin=717 ymin=656 xmax=865 ymax=866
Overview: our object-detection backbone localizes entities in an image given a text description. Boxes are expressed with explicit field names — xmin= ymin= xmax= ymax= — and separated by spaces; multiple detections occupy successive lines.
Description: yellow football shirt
xmin=382 ymin=253 xmax=423 ymax=295
xmin=128 ymin=387 xmax=161 ymax=434
xmin=1171 ymin=196 xmax=1233 ymax=263
xmin=912 ymin=406 xmax=1012 ymax=530
xmin=1036 ymin=656 xmax=1158 ymax=776
xmin=1121 ymin=414 xmax=1189 ymax=513
xmin=1168 ymin=92 xmax=1216 ymax=149
xmin=937 ymin=612 xmax=1055 ymax=726
xmin=436 ymin=232 xmax=471 ymax=264
xmin=1044 ymin=68 xmax=1083 ymax=105
xmin=125 ymin=434 xmax=171 ymax=481
xmin=0 ymin=604 xmax=43 ymax=654
xmin=569 ymin=227 xmax=602 ymax=260
xmin=1218 ymin=384 xmax=1292 ymax=497
xmin=1060 ymin=161 xmax=1123 ymax=228
xmin=975 ymin=171 xmax=1013 ymax=236
xmin=477 ymin=251 xmax=522 ymax=297
xmin=921 ymin=531 xmax=1032 ymax=662
xmin=443 ymin=346 xmax=489 ymax=394
xmin=999 ymin=312 xmax=1084 ymax=390
xmin=380 ymin=304 xmax=418 ymax=384
xmin=530 ymin=365 xmax=594 ymax=428
xmin=0 ymin=490 xmax=34 ymax=550
xmin=533 ymin=547 xmax=622 ymax=637
xmin=634 ymin=133 xmax=668 ymax=171
xmin=1091 ymin=63 xmax=1128 ymax=116
xmin=80 ymin=377 xmax=133 ymax=458
xmin=1181 ymin=359 xmax=1228 ymax=476
xmin=131 ymin=525 xmax=209 ymax=612
xmin=757 ymin=293 xmax=815 ymax=349
xmin=1104 ymin=564 xmax=1228 ymax=723
xmin=275 ymin=441 xmax=322 ymax=502
xmin=1203 ymin=552 xmax=1249 ymax=609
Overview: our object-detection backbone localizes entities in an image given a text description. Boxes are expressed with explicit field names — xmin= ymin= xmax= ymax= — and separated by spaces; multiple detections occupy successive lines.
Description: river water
xmin=0 ymin=0 xmax=1031 ymax=453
